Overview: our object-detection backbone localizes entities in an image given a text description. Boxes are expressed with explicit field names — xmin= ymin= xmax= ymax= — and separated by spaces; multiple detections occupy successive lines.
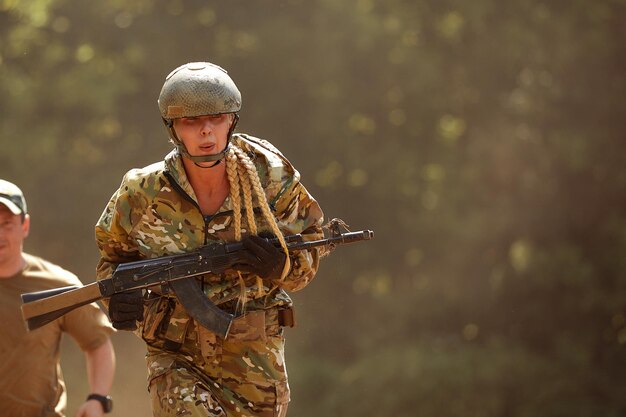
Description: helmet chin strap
xmin=177 ymin=144 xmax=230 ymax=168
xmin=164 ymin=114 xmax=239 ymax=169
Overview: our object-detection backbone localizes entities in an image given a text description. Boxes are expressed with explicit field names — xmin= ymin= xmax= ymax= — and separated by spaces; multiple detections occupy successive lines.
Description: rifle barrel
xmin=286 ymin=230 xmax=374 ymax=251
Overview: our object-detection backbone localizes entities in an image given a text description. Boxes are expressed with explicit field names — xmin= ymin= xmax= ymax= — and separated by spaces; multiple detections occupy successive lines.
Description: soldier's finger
xmin=111 ymin=310 xmax=142 ymax=321
xmin=243 ymin=236 xmax=272 ymax=260
xmin=113 ymin=292 xmax=143 ymax=303
xmin=111 ymin=303 xmax=143 ymax=313
xmin=239 ymin=244 xmax=265 ymax=266
xmin=112 ymin=320 xmax=138 ymax=330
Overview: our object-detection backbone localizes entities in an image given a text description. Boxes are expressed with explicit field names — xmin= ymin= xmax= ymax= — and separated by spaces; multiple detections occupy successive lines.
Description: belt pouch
xmin=162 ymin=300 xmax=191 ymax=351
xmin=142 ymin=296 xmax=170 ymax=344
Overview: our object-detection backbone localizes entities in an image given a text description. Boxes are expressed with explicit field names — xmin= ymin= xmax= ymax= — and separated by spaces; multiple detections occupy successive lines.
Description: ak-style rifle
xmin=21 ymin=220 xmax=373 ymax=337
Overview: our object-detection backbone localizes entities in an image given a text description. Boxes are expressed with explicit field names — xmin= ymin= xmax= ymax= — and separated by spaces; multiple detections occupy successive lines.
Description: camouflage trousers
xmin=145 ymin=309 xmax=290 ymax=417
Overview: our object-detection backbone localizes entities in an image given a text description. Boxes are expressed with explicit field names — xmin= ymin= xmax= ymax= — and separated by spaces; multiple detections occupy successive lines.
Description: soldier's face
xmin=173 ymin=113 xmax=233 ymax=157
xmin=0 ymin=205 xmax=29 ymax=268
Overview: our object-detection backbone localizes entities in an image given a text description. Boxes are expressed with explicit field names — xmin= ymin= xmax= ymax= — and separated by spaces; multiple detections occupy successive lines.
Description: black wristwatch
xmin=87 ymin=393 xmax=113 ymax=413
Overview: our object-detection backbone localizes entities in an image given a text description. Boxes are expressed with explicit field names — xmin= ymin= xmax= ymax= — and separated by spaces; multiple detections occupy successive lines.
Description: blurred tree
xmin=1 ymin=0 xmax=625 ymax=416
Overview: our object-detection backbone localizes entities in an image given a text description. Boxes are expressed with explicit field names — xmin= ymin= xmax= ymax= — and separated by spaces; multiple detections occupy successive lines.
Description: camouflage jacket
xmin=95 ymin=134 xmax=324 ymax=325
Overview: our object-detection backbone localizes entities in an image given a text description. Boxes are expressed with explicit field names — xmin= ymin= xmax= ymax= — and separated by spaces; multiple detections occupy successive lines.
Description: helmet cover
xmin=158 ymin=62 xmax=242 ymax=120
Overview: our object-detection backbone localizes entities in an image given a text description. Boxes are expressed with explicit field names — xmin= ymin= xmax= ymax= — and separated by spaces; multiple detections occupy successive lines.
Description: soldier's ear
xmin=22 ymin=214 xmax=31 ymax=238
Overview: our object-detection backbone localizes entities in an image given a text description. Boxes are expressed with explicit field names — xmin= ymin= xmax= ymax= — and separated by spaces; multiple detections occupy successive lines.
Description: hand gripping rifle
xmin=21 ymin=220 xmax=373 ymax=337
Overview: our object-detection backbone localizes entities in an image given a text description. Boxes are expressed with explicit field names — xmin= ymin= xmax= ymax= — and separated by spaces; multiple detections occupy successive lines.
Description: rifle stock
xmin=21 ymin=283 xmax=103 ymax=331
xmin=21 ymin=229 xmax=374 ymax=333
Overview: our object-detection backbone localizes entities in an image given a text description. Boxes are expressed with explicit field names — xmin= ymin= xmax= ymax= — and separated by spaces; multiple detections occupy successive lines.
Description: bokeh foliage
xmin=1 ymin=0 xmax=625 ymax=416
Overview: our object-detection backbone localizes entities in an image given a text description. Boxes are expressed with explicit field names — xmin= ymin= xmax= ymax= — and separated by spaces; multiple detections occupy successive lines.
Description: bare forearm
xmin=85 ymin=339 xmax=115 ymax=394
xmin=75 ymin=339 xmax=115 ymax=417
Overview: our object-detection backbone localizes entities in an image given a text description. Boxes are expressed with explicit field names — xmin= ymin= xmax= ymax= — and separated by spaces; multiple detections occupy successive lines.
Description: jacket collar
xmin=164 ymin=149 xmax=199 ymax=204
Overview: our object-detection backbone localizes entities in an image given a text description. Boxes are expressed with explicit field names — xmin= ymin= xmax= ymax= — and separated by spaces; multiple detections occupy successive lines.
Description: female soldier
xmin=95 ymin=62 xmax=324 ymax=417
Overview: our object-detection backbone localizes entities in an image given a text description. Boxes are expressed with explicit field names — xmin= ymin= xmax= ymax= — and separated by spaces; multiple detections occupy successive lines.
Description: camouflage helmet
xmin=158 ymin=62 xmax=242 ymax=120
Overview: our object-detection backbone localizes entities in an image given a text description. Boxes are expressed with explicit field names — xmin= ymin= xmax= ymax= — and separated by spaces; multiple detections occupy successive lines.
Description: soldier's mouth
xmin=199 ymin=144 xmax=216 ymax=152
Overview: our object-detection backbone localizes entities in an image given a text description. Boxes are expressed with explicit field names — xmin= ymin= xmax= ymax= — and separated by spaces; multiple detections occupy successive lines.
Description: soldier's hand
xmin=238 ymin=235 xmax=287 ymax=282
xmin=75 ymin=398 xmax=105 ymax=417
xmin=108 ymin=289 xmax=144 ymax=330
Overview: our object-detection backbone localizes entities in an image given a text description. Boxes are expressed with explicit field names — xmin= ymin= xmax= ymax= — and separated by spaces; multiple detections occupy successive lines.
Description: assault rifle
xmin=21 ymin=220 xmax=373 ymax=337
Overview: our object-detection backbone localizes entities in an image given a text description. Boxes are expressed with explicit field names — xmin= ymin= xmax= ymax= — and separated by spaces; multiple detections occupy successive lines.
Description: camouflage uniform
xmin=96 ymin=134 xmax=324 ymax=417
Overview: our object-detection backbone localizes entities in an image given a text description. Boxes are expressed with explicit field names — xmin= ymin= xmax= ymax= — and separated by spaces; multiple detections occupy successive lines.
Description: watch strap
xmin=86 ymin=393 xmax=113 ymax=413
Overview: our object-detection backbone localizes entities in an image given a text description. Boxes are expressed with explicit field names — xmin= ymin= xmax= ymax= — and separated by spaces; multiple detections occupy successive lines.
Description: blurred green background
xmin=2 ymin=0 xmax=626 ymax=416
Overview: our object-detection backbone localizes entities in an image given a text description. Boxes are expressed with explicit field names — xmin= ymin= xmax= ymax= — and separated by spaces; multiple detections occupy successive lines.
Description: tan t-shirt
xmin=0 ymin=253 xmax=114 ymax=417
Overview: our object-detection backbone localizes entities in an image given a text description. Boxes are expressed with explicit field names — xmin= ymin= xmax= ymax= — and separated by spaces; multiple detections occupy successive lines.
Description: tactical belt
xmin=216 ymin=299 xmax=295 ymax=328
xmin=227 ymin=306 xmax=295 ymax=335
xmin=146 ymin=291 xmax=295 ymax=346
xmin=149 ymin=289 xmax=294 ymax=325
xmin=160 ymin=306 xmax=295 ymax=353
